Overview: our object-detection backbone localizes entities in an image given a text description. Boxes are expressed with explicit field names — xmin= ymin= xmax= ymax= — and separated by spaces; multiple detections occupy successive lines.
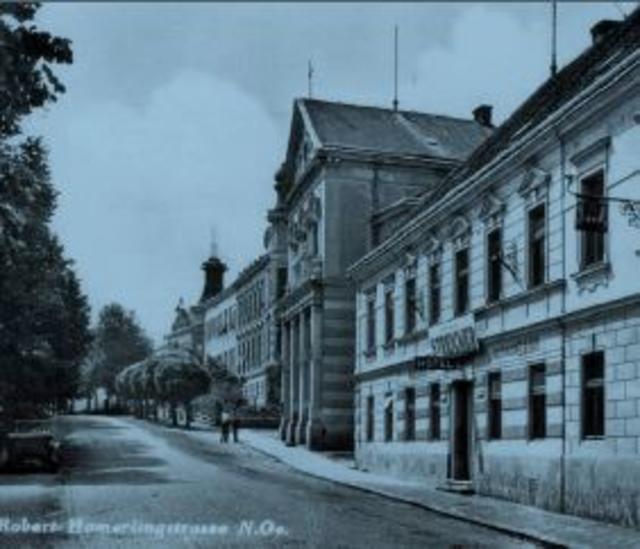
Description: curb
xmin=240 ymin=437 xmax=567 ymax=549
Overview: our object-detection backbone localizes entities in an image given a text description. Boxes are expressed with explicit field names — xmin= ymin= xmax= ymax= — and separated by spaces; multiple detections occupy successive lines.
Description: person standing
xmin=231 ymin=411 xmax=240 ymax=443
xmin=220 ymin=410 xmax=230 ymax=443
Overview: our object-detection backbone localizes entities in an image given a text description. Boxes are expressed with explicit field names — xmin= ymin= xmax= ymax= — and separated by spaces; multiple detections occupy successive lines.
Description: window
xmin=579 ymin=170 xmax=607 ymax=268
xmin=384 ymin=287 xmax=395 ymax=344
xmin=366 ymin=396 xmax=375 ymax=442
xmin=429 ymin=384 xmax=441 ymax=440
xmin=528 ymin=204 xmax=546 ymax=288
xmin=429 ymin=262 xmax=441 ymax=325
xmin=405 ymin=387 xmax=416 ymax=441
xmin=487 ymin=372 xmax=502 ymax=440
xmin=277 ymin=267 xmax=288 ymax=299
xmin=529 ymin=364 xmax=546 ymax=439
xmin=582 ymin=351 xmax=605 ymax=438
xmin=310 ymin=222 xmax=319 ymax=256
xmin=455 ymin=248 xmax=469 ymax=315
xmin=487 ymin=228 xmax=502 ymax=303
xmin=384 ymin=394 xmax=394 ymax=442
xmin=405 ymin=276 xmax=417 ymax=334
xmin=366 ymin=292 xmax=376 ymax=353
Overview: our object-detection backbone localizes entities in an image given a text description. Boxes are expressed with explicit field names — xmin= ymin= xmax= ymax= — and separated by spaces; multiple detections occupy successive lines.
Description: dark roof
xmin=300 ymin=99 xmax=493 ymax=161
xmin=431 ymin=10 xmax=640 ymax=196
xmin=234 ymin=253 xmax=269 ymax=289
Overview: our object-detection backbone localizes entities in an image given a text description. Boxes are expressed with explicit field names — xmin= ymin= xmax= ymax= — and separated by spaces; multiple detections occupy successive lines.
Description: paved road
xmin=0 ymin=415 xmax=537 ymax=548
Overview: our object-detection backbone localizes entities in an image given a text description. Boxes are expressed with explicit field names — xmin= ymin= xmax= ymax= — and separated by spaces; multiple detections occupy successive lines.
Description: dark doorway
xmin=451 ymin=381 xmax=472 ymax=481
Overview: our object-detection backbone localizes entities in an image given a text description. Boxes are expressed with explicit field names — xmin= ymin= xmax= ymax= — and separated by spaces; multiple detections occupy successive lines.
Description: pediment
xmin=518 ymin=167 xmax=550 ymax=198
xmin=478 ymin=191 xmax=505 ymax=222
xmin=449 ymin=215 xmax=471 ymax=240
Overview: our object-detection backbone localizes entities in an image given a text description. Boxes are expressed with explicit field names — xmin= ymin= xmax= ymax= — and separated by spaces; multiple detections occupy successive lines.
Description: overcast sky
xmin=30 ymin=2 xmax=634 ymax=344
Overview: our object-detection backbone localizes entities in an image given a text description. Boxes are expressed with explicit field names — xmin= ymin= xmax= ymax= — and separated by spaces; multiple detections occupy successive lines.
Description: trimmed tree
xmin=153 ymin=348 xmax=210 ymax=428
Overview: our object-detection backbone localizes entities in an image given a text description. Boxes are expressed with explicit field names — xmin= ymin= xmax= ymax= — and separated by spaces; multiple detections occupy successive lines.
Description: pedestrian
xmin=220 ymin=410 xmax=230 ymax=443
xmin=231 ymin=411 xmax=240 ymax=443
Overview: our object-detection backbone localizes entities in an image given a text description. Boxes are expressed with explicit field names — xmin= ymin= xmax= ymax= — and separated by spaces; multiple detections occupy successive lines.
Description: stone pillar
xmin=296 ymin=308 xmax=310 ymax=445
xmin=278 ymin=321 xmax=290 ymax=441
xmin=285 ymin=317 xmax=299 ymax=446
xmin=306 ymin=302 xmax=324 ymax=449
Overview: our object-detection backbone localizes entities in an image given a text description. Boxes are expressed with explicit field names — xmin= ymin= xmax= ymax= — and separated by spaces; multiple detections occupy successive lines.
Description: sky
xmin=29 ymin=2 xmax=636 ymax=344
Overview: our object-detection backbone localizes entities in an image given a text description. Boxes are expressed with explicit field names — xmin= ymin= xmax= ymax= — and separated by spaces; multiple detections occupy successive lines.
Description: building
xmin=201 ymin=249 xmax=284 ymax=410
xmin=349 ymin=14 xmax=640 ymax=528
xmin=164 ymin=300 xmax=205 ymax=355
xmin=166 ymin=256 xmax=227 ymax=356
xmin=235 ymin=254 xmax=277 ymax=408
xmin=202 ymin=259 xmax=238 ymax=375
xmin=274 ymin=98 xmax=493 ymax=450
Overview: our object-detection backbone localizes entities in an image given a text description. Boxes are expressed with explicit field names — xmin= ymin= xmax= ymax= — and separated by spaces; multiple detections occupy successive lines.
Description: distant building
xmin=202 ymin=262 xmax=238 ymax=375
xmin=272 ymin=98 xmax=492 ymax=450
xmin=349 ymin=13 xmax=640 ymax=528
xmin=165 ymin=256 xmax=227 ymax=356
xmin=235 ymin=255 xmax=276 ymax=408
xmin=201 ymin=251 xmax=283 ymax=410
xmin=164 ymin=299 xmax=204 ymax=355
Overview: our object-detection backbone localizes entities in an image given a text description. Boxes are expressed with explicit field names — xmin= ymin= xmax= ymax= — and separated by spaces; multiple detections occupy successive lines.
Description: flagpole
xmin=550 ymin=0 xmax=558 ymax=77
xmin=393 ymin=25 xmax=399 ymax=111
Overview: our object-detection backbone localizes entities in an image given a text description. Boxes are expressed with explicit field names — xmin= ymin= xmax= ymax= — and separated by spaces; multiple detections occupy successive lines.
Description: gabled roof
xmin=349 ymin=11 xmax=640 ymax=282
xmin=430 ymin=10 xmax=640 ymax=198
xmin=299 ymin=99 xmax=493 ymax=161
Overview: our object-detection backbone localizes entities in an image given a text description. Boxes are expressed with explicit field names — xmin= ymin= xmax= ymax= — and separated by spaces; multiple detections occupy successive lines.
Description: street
xmin=0 ymin=415 xmax=536 ymax=548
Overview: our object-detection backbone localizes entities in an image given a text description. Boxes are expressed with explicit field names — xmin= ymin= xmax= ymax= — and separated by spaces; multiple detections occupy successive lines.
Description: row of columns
xmin=278 ymin=302 xmax=323 ymax=448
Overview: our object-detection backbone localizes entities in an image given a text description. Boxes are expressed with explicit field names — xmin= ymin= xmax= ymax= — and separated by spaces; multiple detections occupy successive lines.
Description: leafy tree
xmin=207 ymin=356 xmax=244 ymax=408
xmin=89 ymin=303 xmax=153 ymax=404
xmin=0 ymin=2 xmax=73 ymax=136
xmin=0 ymin=3 xmax=88 ymax=418
xmin=153 ymin=348 xmax=210 ymax=428
xmin=0 ymin=139 xmax=91 ymax=416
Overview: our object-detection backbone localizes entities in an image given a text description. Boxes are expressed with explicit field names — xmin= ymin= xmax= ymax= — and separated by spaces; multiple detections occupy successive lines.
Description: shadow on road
xmin=56 ymin=416 xmax=172 ymax=486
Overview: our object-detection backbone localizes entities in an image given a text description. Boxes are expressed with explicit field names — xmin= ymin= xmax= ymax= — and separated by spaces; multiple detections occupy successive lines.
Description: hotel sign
xmin=428 ymin=314 xmax=479 ymax=359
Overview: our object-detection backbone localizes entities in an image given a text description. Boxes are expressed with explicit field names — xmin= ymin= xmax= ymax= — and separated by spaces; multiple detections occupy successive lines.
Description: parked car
xmin=0 ymin=417 xmax=61 ymax=473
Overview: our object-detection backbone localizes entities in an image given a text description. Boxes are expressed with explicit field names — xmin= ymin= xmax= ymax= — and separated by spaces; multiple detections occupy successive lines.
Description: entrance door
xmin=451 ymin=381 xmax=472 ymax=481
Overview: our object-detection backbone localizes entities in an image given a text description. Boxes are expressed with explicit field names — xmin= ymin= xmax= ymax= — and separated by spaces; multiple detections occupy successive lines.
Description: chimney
xmin=200 ymin=257 xmax=227 ymax=302
xmin=473 ymin=104 xmax=493 ymax=127
xmin=590 ymin=20 xmax=622 ymax=45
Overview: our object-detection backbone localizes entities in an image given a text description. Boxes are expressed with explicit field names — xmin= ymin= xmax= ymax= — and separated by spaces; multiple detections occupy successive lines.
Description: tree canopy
xmin=0 ymin=2 xmax=73 ymax=136
xmin=0 ymin=3 xmax=89 ymax=417
xmin=88 ymin=303 xmax=154 ymax=398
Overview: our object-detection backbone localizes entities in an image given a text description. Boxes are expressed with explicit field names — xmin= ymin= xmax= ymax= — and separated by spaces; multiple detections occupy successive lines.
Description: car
xmin=0 ymin=419 xmax=61 ymax=473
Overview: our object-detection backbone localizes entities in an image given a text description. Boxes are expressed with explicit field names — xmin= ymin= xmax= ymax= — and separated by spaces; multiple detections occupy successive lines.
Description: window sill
xmin=475 ymin=279 xmax=566 ymax=318
xmin=396 ymin=328 xmax=428 ymax=346
xmin=382 ymin=340 xmax=396 ymax=352
xmin=570 ymin=262 xmax=611 ymax=294
xmin=363 ymin=349 xmax=376 ymax=361
xmin=581 ymin=435 xmax=604 ymax=442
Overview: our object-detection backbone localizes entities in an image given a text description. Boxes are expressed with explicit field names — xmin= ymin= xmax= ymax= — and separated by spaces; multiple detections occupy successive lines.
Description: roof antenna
xmin=550 ymin=0 xmax=558 ymax=77
xmin=393 ymin=25 xmax=399 ymax=111
xmin=308 ymin=59 xmax=314 ymax=99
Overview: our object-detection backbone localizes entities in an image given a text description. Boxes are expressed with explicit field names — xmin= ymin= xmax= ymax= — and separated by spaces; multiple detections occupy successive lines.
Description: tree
xmin=0 ymin=2 xmax=73 ymax=136
xmin=0 ymin=3 xmax=88 ymax=418
xmin=89 ymin=303 xmax=153 ymax=405
xmin=0 ymin=139 xmax=91 ymax=416
xmin=153 ymin=348 xmax=210 ymax=428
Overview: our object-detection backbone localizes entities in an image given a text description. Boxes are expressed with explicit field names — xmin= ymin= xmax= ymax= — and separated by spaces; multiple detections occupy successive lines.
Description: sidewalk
xmin=239 ymin=429 xmax=640 ymax=549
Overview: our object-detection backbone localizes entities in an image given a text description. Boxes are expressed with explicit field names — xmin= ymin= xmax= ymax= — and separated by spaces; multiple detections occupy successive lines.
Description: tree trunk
xmin=170 ymin=403 xmax=177 ymax=427
xmin=185 ymin=402 xmax=192 ymax=429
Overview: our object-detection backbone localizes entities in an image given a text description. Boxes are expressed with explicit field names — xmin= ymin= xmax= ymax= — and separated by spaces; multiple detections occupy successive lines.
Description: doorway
xmin=451 ymin=381 xmax=473 ymax=482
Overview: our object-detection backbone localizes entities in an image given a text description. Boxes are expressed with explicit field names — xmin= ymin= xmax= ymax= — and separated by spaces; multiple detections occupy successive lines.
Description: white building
xmin=349 ymin=14 xmax=640 ymax=528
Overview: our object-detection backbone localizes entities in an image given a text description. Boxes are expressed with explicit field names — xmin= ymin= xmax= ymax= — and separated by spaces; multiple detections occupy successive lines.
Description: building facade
xmin=349 ymin=15 xmax=640 ymax=528
xmin=203 ymin=285 xmax=238 ymax=374
xmin=274 ymin=98 xmax=492 ymax=450
xmin=235 ymin=254 xmax=276 ymax=408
